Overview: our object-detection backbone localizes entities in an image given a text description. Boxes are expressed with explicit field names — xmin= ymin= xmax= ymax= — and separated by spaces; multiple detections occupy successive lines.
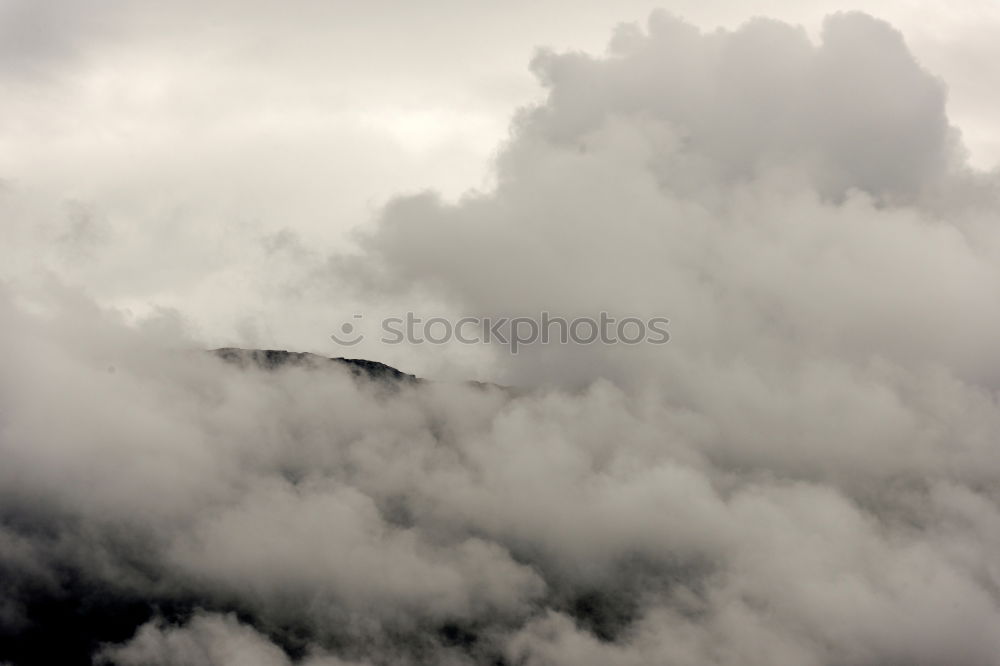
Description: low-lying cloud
xmin=3 ymin=9 xmax=1000 ymax=666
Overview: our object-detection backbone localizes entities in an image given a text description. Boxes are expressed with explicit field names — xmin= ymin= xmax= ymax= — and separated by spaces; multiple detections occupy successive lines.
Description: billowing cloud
xmin=344 ymin=11 xmax=1000 ymax=385
xmin=3 ymin=8 xmax=1000 ymax=666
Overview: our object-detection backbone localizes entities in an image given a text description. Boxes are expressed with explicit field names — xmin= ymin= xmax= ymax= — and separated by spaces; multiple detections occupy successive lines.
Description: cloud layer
xmin=3 ymin=9 xmax=1000 ymax=666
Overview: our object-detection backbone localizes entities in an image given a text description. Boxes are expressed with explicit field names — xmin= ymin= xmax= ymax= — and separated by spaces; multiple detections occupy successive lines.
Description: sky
xmin=3 ymin=2 xmax=1000 ymax=665
xmin=2 ymin=0 xmax=1000 ymax=381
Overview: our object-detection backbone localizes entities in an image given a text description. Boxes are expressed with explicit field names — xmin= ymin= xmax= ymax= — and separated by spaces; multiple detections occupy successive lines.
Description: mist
xmin=2 ymin=5 xmax=1000 ymax=666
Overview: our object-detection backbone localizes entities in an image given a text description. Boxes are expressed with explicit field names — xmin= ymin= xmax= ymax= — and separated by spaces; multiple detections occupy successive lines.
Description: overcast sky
xmin=5 ymin=3 xmax=1000 ymax=665
xmin=2 ymin=0 xmax=1000 ymax=379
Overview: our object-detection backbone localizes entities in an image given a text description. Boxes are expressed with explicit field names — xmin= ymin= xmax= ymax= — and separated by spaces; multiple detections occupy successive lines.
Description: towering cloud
xmin=344 ymin=11 xmax=999 ymax=386
xmin=2 ymin=10 xmax=1000 ymax=666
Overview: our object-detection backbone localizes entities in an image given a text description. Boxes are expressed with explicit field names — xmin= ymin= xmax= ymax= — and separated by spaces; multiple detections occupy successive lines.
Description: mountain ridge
xmin=212 ymin=347 xmax=421 ymax=384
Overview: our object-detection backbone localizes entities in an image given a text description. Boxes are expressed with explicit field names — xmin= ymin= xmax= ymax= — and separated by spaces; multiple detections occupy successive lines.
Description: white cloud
xmin=3 ymin=5 xmax=1000 ymax=665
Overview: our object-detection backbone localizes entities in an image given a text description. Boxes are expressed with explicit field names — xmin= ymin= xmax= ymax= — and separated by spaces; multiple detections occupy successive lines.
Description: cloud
xmin=340 ymin=11 xmax=1000 ymax=387
xmin=97 ymin=612 xmax=366 ymax=666
xmin=3 ymin=8 xmax=1000 ymax=666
